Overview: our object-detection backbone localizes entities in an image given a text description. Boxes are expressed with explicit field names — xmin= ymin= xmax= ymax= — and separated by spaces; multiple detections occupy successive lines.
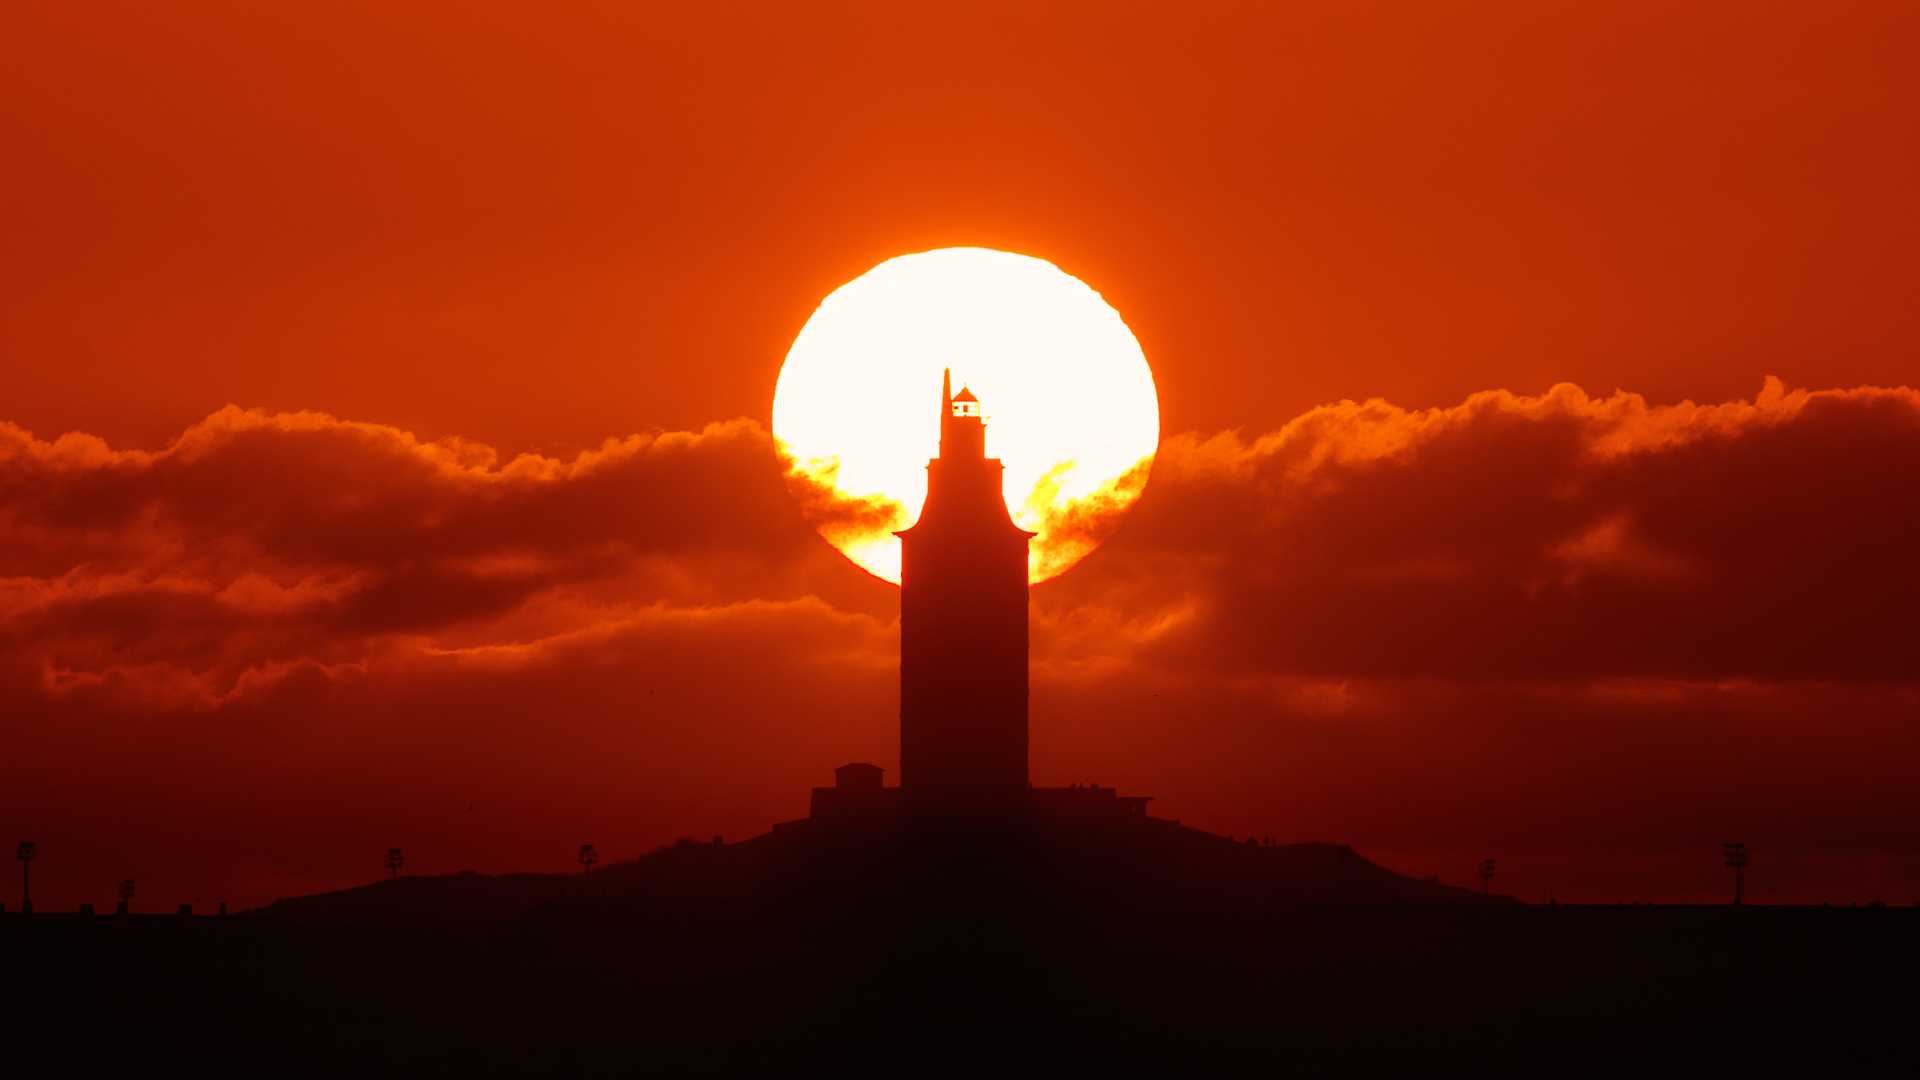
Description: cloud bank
xmin=5 ymin=379 xmax=1918 ymax=907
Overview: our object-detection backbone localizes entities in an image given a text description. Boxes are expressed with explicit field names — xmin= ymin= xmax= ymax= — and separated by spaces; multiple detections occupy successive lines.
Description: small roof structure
xmin=834 ymin=762 xmax=885 ymax=789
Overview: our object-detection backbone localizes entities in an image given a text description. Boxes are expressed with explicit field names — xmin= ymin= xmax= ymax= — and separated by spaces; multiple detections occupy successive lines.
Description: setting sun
xmin=772 ymin=247 xmax=1160 ymax=584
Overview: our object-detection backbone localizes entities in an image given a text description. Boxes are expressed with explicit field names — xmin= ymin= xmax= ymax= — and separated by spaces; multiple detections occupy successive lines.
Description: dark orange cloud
xmin=1041 ymin=378 xmax=1920 ymax=681
xmin=1024 ymin=378 xmax=1920 ymax=903
xmin=4 ymin=381 xmax=1920 ymax=909
xmin=0 ymin=407 xmax=894 ymax=706
xmin=5 ymin=595 xmax=899 ymax=909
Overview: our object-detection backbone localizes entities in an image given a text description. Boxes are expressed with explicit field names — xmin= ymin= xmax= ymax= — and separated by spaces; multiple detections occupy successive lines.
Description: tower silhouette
xmin=798 ymin=370 xmax=1151 ymax=831
xmin=896 ymin=370 xmax=1034 ymax=816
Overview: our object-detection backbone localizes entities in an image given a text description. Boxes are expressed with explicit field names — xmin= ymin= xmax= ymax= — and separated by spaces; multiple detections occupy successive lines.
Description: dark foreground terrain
xmin=8 ymin=822 xmax=1915 ymax=1075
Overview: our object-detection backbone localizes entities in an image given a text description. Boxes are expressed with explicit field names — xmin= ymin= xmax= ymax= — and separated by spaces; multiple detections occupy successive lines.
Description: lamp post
xmin=385 ymin=847 xmax=404 ymax=880
xmin=16 ymin=841 xmax=36 ymax=914
xmin=1478 ymin=857 xmax=1496 ymax=896
xmin=578 ymin=844 xmax=598 ymax=876
xmin=1723 ymin=842 xmax=1748 ymax=905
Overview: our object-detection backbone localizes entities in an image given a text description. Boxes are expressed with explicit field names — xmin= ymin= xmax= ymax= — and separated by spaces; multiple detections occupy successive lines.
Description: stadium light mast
xmin=386 ymin=847 xmax=404 ymax=880
xmin=1478 ymin=857 xmax=1496 ymax=895
xmin=1723 ymin=842 xmax=1748 ymax=905
xmin=16 ymin=841 xmax=36 ymax=914
xmin=578 ymin=844 xmax=598 ymax=876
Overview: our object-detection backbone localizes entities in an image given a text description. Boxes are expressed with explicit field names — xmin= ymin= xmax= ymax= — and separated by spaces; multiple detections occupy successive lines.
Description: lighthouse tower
xmin=896 ymin=370 xmax=1034 ymax=816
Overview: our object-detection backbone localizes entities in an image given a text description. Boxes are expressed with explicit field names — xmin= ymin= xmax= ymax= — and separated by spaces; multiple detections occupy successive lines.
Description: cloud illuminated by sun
xmin=772 ymin=247 xmax=1160 ymax=584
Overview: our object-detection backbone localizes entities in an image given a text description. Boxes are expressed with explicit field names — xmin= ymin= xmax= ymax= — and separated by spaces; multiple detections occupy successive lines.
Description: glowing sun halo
xmin=773 ymin=247 xmax=1159 ymax=584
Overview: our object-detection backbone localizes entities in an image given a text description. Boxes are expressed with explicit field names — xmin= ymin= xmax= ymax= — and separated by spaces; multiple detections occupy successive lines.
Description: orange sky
xmin=4 ymin=2 xmax=1920 ymax=909
xmin=7 ymin=2 xmax=1916 ymax=451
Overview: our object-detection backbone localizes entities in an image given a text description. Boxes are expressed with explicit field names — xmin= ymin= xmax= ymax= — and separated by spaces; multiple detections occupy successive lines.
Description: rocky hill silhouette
xmin=10 ymin=819 xmax=1916 ymax=1076
xmin=258 ymin=819 xmax=1501 ymax=932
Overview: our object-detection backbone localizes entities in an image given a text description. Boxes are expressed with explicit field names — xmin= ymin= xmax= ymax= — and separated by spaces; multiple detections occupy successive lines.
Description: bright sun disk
xmin=772 ymin=247 xmax=1159 ymax=584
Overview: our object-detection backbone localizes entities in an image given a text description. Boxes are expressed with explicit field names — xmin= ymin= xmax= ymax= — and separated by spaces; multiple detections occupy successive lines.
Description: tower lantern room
xmin=939 ymin=370 xmax=986 ymax=461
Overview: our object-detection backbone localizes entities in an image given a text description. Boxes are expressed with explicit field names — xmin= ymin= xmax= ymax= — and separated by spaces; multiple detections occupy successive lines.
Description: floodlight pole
xmin=17 ymin=841 xmax=35 ymax=913
xmin=1723 ymin=842 xmax=1748 ymax=906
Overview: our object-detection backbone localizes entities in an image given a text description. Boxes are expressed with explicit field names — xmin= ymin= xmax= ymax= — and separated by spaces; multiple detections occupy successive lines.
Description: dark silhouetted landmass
xmin=258 ymin=818 xmax=1496 ymax=930
xmin=10 ymin=820 xmax=1919 ymax=1075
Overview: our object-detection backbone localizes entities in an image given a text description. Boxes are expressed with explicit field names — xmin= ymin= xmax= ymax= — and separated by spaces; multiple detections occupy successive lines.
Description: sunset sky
xmin=5 ymin=1 xmax=1919 ymax=909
